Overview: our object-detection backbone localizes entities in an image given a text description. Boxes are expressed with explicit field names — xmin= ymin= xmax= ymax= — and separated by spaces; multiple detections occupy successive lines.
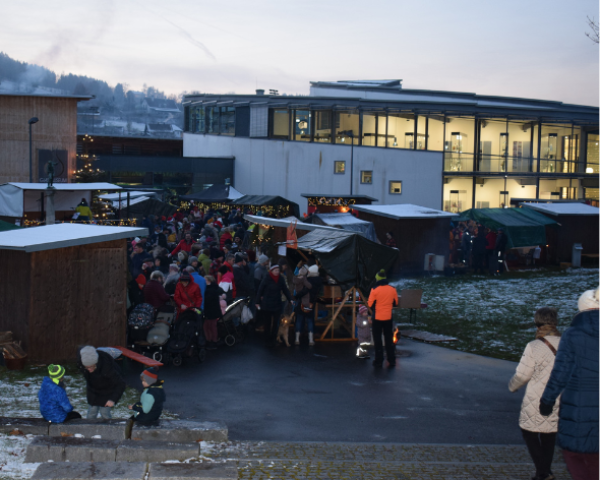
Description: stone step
xmin=25 ymin=436 xmax=202 ymax=463
xmin=0 ymin=417 xmax=227 ymax=443
xmin=31 ymin=462 xmax=236 ymax=480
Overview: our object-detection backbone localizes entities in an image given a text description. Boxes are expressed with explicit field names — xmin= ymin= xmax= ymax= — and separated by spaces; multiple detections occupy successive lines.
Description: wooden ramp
xmin=400 ymin=330 xmax=458 ymax=343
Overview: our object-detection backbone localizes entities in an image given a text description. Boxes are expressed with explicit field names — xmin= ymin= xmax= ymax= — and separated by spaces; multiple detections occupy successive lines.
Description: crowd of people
xmin=449 ymin=223 xmax=509 ymax=274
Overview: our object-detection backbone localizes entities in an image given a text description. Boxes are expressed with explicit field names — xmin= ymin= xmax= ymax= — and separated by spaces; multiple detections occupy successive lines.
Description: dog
xmin=276 ymin=315 xmax=292 ymax=347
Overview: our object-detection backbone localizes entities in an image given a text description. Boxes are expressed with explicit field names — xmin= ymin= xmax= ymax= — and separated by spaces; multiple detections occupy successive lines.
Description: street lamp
xmin=28 ymin=117 xmax=39 ymax=183
xmin=339 ymin=130 xmax=355 ymax=195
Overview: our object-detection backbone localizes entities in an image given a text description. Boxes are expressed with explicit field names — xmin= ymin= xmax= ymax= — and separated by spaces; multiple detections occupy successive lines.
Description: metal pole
xmin=350 ymin=133 xmax=354 ymax=196
xmin=29 ymin=123 xmax=33 ymax=183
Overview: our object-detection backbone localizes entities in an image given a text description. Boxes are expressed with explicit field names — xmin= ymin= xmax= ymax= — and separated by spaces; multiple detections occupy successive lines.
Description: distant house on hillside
xmin=142 ymin=98 xmax=180 ymax=113
xmin=147 ymin=123 xmax=182 ymax=138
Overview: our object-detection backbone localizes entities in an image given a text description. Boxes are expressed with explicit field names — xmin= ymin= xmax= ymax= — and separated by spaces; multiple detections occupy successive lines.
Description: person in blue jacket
xmin=38 ymin=364 xmax=82 ymax=423
xmin=540 ymin=288 xmax=599 ymax=480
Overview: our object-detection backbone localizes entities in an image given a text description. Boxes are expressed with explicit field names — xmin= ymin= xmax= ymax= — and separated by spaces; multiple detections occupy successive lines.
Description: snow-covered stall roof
xmin=312 ymin=213 xmax=379 ymax=242
xmin=0 ymin=224 xmax=148 ymax=253
xmin=0 ymin=183 xmax=122 ymax=217
xmin=522 ymin=203 xmax=600 ymax=216
xmin=351 ymin=204 xmax=458 ymax=220
xmin=243 ymin=214 xmax=339 ymax=232
xmin=99 ymin=191 xmax=161 ymax=203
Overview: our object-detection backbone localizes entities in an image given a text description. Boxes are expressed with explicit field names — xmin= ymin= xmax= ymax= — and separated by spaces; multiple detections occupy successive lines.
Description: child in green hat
xmin=38 ymin=364 xmax=82 ymax=423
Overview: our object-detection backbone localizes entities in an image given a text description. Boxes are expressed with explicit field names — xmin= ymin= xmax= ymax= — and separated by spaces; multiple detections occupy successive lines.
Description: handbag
xmin=241 ymin=305 xmax=253 ymax=324
xmin=300 ymin=303 xmax=313 ymax=313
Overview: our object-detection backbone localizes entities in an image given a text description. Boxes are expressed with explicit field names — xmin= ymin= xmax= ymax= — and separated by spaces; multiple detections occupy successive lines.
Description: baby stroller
xmin=218 ymin=297 xmax=249 ymax=347
xmin=164 ymin=309 xmax=206 ymax=366
xmin=133 ymin=305 xmax=177 ymax=363
xmin=127 ymin=303 xmax=155 ymax=346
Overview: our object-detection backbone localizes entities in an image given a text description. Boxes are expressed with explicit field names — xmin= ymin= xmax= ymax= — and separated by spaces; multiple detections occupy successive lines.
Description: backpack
xmin=128 ymin=303 xmax=155 ymax=328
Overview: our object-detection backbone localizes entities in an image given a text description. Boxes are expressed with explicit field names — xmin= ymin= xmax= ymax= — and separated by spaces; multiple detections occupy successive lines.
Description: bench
xmin=112 ymin=347 xmax=163 ymax=368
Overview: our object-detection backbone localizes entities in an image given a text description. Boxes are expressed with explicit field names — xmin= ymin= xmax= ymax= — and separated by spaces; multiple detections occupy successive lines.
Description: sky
xmin=1 ymin=0 xmax=598 ymax=105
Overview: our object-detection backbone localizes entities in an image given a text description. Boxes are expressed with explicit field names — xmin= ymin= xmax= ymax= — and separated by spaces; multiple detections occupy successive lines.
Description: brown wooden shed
xmin=352 ymin=204 xmax=457 ymax=275
xmin=0 ymin=223 xmax=147 ymax=363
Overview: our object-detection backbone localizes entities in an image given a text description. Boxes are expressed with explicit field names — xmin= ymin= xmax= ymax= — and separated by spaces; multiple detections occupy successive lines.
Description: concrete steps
xmin=31 ymin=462 xmax=236 ymax=480
xmin=0 ymin=417 xmax=227 ymax=442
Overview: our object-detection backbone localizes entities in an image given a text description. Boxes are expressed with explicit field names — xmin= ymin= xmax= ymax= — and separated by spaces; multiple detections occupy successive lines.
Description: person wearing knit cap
xmin=77 ymin=346 xmax=126 ymax=419
xmin=540 ymin=288 xmax=599 ymax=480
xmin=38 ymin=364 xmax=82 ymax=423
xmin=126 ymin=367 xmax=166 ymax=436
xmin=367 ymin=269 xmax=398 ymax=368
xmin=256 ymin=263 xmax=292 ymax=346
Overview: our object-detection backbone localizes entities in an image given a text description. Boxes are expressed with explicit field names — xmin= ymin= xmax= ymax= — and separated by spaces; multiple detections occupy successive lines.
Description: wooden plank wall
xmin=27 ymin=239 xmax=127 ymax=362
xmin=0 ymin=95 xmax=78 ymax=183
xmin=0 ymin=250 xmax=31 ymax=347
xmin=356 ymin=212 xmax=451 ymax=274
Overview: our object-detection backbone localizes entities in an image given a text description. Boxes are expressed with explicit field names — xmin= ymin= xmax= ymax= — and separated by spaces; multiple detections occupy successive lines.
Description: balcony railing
xmin=444 ymin=154 xmax=586 ymax=174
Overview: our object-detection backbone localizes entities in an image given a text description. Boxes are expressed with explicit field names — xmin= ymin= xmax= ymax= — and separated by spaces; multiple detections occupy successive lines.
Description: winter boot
xmin=308 ymin=332 xmax=315 ymax=346
xmin=295 ymin=332 xmax=300 ymax=345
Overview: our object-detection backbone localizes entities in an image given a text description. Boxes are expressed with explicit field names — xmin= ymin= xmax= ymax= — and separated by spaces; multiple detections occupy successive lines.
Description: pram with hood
xmin=218 ymin=297 xmax=249 ymax=347
xmin=128 ymin=304 xmax=177 ymax=363
xmin=163 ymin=308 xmax=207 ymax=366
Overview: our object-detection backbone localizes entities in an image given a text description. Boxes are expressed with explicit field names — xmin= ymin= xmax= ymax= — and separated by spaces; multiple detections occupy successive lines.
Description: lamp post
xmin=339 ymin=130 xmax=355 ymax=195
xmin=28 ymin=117 xmax=39 ymax=183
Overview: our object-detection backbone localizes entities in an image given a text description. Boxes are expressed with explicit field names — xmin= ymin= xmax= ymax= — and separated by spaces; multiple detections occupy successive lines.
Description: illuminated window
xmin=360 ymin=171 xmax=372 ymax=184
xmin=389 ymin=181 xmax=402 ymax=194
xmin=334 ymin=161 xmax=346 ymax=174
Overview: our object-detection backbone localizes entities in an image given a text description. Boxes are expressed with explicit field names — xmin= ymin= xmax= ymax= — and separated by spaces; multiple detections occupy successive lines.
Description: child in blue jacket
xmin=38 ymin=364 xmax=81 ymax=423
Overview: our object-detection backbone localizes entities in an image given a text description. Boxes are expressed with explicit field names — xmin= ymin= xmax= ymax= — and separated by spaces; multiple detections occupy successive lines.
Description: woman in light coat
xmin=509 ymin=307 xmax=561 ymax=480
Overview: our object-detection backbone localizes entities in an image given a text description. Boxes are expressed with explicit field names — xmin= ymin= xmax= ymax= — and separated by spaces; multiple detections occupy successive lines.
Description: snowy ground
xmin=390 ymin=267 xmax=598 ymax=361
xmin=0 ymin=435 xmax=38 ymax=480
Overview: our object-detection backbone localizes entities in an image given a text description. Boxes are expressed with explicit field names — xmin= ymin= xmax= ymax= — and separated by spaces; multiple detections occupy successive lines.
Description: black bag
xmin=128 ymin=303 xmax=155 ymax=328
xmin=167 ymin=310 xmax=199 ymax=353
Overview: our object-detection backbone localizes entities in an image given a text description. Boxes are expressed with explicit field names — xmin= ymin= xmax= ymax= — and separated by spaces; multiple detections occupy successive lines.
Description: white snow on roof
xmin=522 ymin=203 xmax=600 ymax=216
xmin=352 ymin=204 xmax=457 ymax=219
xmin=0 ymin=224 xmax=148 ymax=252
xmin=244 ymin=214 xmax=339 ymax=232
xmin=99 ymin=191 xmax=159 ymax=201
xmin=4 ymin=183 xmax=122 ymax=191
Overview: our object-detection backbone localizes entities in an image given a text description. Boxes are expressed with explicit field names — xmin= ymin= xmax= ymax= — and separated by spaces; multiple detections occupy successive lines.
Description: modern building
xmin=0 ymin=92 xmax=90 ymax=184
xmin=182 ymin=80 xmax=599 ymax=214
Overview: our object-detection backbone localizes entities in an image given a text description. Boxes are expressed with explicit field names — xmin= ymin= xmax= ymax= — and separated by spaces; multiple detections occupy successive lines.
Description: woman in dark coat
xmin=540 ymin=288 xmax=599 ymax=480
xmin=256 ymin=265 xmax=292 ymax=346
xmin=203 ymin=275 xmax=225 ymax=349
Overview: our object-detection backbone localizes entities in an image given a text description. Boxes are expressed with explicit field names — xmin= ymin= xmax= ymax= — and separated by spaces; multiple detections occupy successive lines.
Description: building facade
xmin=182 ymin=80 xmax=599 ymax=214
xmin=0 ymin=93 xmax=89 ymax=184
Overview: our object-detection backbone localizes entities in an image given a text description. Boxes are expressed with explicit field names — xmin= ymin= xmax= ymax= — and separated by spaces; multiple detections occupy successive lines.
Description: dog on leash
xmin=276 ymin=315 xmax=292 ymax=347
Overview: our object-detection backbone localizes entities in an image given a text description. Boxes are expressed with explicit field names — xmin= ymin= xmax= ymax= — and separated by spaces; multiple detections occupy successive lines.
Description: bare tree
xmin=586 ymin=15 xmax=599 ymax=44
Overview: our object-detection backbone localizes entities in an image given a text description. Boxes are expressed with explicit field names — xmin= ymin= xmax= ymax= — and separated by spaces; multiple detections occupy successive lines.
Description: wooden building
xmin=522 ymin=202 xmax=600 ymax=264
xmin=352 ymin=204 xmax=457 ymax=275
xmin=0 ymin=224 xmax=147 ymax=362
xmin=0 ymin=93 xmax=90 ymax=184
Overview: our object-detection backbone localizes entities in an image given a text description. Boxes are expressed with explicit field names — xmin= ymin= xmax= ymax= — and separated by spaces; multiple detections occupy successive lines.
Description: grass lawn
xmin=391 ymin=267 xmax=598 ymax=362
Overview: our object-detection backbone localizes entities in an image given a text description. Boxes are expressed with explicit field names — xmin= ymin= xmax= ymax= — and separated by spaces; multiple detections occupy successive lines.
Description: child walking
xmin=38 ymin=364 xmax=82 ymax=423
xmin=509 ymin=307 xmax=561 ymax=480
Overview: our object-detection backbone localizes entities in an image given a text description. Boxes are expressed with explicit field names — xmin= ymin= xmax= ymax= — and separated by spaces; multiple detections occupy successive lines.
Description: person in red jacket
xmin=170 ymin=232 xmax=195 ymax=257
xmin=174 ymin=272 xmax=202 ymax=314
xmin=368 ymin=269 xmax=399 ymax=368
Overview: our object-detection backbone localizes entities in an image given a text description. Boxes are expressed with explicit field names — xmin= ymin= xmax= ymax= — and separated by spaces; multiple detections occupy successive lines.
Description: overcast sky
xmin=1 ymin=0 xmax=598 ymax=105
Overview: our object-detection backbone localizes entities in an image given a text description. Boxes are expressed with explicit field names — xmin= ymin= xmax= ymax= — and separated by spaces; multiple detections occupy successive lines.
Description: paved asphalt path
xmin=124 ymin=334 xmax=525 ymax=444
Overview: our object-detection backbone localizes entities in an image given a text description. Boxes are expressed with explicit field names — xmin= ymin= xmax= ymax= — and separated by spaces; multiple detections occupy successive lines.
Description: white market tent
xmin=243 ymin=214 xmax=340 ymax=233
xmin=0 ymin=223 xmax=148 ymax=253
xmin=312 ymin=213 xmax=379 ymax=242
xmin=521 ymin=202 xmax=600 ymax=217
xmin=351 ymin=203 xmax=458 ymax=219
xmin=0 ymin=183 xmax=122 ymax=217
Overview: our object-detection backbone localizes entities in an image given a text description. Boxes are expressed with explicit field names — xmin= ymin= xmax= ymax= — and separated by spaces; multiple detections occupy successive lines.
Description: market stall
xmin=231 ymin=195 xmax=301 ymax=218
xmin=301 ymin=194 xmax=377 ymax=215
xmin=284 ymin=229 xmax=398 ymax=341
xmin=310 ymin=212 xmax=379 ymax=243
xmin=179 ymin=184 xmax=244 ymax=209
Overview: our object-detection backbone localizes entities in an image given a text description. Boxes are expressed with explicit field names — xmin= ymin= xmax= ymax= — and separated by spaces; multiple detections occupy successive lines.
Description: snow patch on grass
xmin=0 ymin=434 xmax=37 ymax=480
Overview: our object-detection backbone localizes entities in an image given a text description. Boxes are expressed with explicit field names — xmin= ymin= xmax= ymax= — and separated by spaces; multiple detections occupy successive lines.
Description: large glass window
xmin=294 ymin=110 xmax=311 ymax=142
xmin=387 ymin=113 xmax=415 ymax=149
xmin=314 ymin=111 xmax=332 ymax=143
xmin=415 ymin=116 xmax=427 ymax=150
xmin=207 ymin=107 xmax=220 ymax=134
xmin=444 ymin=117 xmax=475 ymax=171
xmin=540 ymin=124 xmax=575 ymax=173
xmin=478 ymin=119 xmax=506 ymax=172
xmin=586 ymin=133 xmax=599 ymax=174
xmin=362 ymin=113 xmax=378 ymax=147
xmin=189 ymin=106 xmax=206 ymax=133
xmin=220 ymin=107 xmax=235 ymax=135
xmin=272 ymin=109 xmax=289 ymax=138
xmin=507 ymin=121 xmax=533 ymax=173
xmin=427 ymin=116 xmax=445 ymax=151
xmin=335 ymin=111 xmax=359 ymax=145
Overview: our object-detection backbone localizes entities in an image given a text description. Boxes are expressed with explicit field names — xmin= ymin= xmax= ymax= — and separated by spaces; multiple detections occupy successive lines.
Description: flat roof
xmin=0 ymin=92 xmax=92 ymax=100
xmin=0 ymin=224 xmax=148 ymax=253
xmin=352 ymin=204 xmax=458 ymax=219
xmin=301 ymin=194 xmax=378 ymax=201
xmin=522 ymin=203 xmax=600 ymax=216
xmin=3 ymin=183 xmax=123 ymax=191
xmin=244 ymin=214 xmax=340 ymax=232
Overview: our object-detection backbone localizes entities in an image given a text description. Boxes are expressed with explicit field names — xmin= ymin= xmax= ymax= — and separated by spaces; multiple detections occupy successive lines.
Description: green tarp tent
xmin=0 ymin=219 xmax=21 ymax=232
xmin=459 ymin=208 xmax=557 ymax=249
xmin=285 ymin=229 xmax=398 ymax=294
